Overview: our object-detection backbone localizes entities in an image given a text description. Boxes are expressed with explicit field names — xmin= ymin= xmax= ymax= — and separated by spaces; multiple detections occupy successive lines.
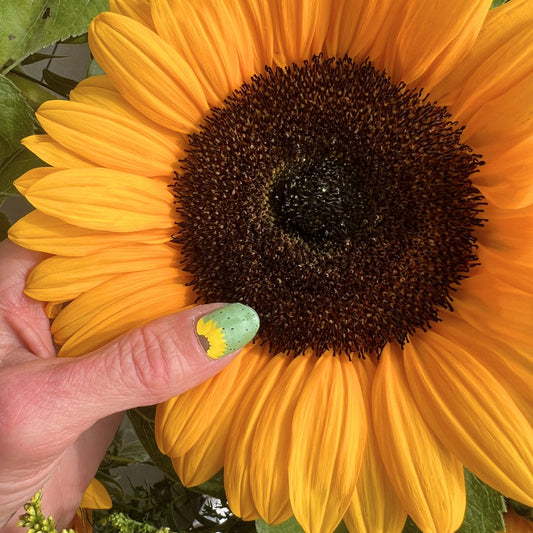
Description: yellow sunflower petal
xmin=324 ymin=0 xmax=387 ymax=60
xmin=70 ymin=75 xmax=150 ymax=120
xmin=13 ymin=167 xmax=56 ymax=195
xmin=344 ymin=358 xmax=407 ymax=533
xmin=52 ymin=268 xmax=194 ymax=356
xmin=70 ymin=75 xmax=184 ymax=146
xmin=289 ymin=354 xmax=367 ymax=533
xmin=109 ymin=0 xmax=154 ymax=29
xmin=432 ymin=0 xmax=533 ymax=120
xmin=169 ymin=427 xmax=225 ymax=487
xmin=477 ymin=205 xmax=533 ymax=292
xmin=45 ymin=300 xmax=66 ymax=319
xmin=431 ymin=313 xmax=533 ymax=416
xmin=72 ymin=73 xmax=115 ymax=92
xmin=89 ymin=12 xmax=208 ymax=132
xmin=479 ymin=204 xmax=533 ymax=264
xmin=268 ymin=0 xmax=329 ymax=67
xmin=249 ymin=354 xmax=316 ymax=525
xmin=8 ymin=211 xmax=170 ymax=256
xmin=323 ymin=0 xmax=364 ymax=57
xmin=368 ymin=0 xmax=491 ymax=87
xmin=79 ymin=478 xmax=112 ymax=509
xmin=473 ymin=138 xmax=533 ymax=210
xmin=405 ymin=332 xmax=533 ymax=506
xmin=155 ymin=344 xmax=268 ymax=458
xmin=373 ymin=344 xmax=466 ymax=533
xmin=501 ymin=509 xmax=533 ymax=533
xmin=479 ymin=249 xmax=533 ymax=295
xmin=24 ymin=169 xmax=175 ymax=232
xmin=22 ymin=135 xmax=94 ymax=169
xmin=461 ymin=72 xmax=533 ymax=154
xmin=69 ymin=510 xmax=93 ymax=533
xmin=451 ymin=273 xmax=533 ymax=356
xmin=35 ymin=100 xmax=181 ymax=176
xmin=167 ymin=345 xmax=270 ymax=487
xmin=224 ymin=353 xmax=291 ymax=522
xmin=25 ymin=243 xmax=177 ymax=301
xmin=170 ymin=453 xmax=216 ymax=490
xmin=229 ymin=0 xmax=274 ymax=71
xmin=150 ymin=0 xmax=256 ymax=107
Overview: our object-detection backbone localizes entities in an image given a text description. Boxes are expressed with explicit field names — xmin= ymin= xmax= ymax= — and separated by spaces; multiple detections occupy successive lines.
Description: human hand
xmin=0 ymin=239 xmax=259 ymax=530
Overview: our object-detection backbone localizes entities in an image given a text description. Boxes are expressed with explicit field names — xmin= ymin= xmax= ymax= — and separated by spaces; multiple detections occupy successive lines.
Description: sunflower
xmin=500 ymin=509 xmax=533 ymax=533
xmin=69 ymin=479 xmax=112 ymax=533
xmin=8 ymin=0 xmax=533 ymax=531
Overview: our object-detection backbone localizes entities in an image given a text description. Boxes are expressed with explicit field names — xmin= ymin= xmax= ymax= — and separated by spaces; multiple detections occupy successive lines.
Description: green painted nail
xmin=196 ymin=303 xmax=260 ymax=359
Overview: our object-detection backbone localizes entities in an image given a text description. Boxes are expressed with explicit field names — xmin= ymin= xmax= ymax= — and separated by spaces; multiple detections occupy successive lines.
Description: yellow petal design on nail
xmin=196 ymin=317 xmax=227 ymax=359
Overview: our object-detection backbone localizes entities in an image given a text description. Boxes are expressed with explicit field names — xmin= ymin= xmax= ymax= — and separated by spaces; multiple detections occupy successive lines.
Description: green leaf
xmin=0 ymin=75 xmax=37 ymax=195
xmin=21 ymin=52 xmax=65 ymax=65
xmin=0 ymin=75 xmax=36 ymax=160
xmin=60 ymin=33 xmax=89 ymax=45
xmin=401 ymin=470 xmax=506 ymax=533
xmin=333 ymin=521 xmax=350 ymax=532
xmin=192 ymin=469 xmax=226 ymax=500
xmin=256 ymin=517 xmax=304 ymax=533
xmin=458 ymin=470 xmax=506 ymax=533
xmin=0 ymin=147 xmax=46 ymax=196
xmin=490 ymin=0 xmax=509 ymax=7
xmin=401 ymin=517 xmax=422 ymax=533
xmin=87 ymin=58 xmax=105 ymax=77
xmin=0 ymin=71 xmax=48 ymax=199
xmin=6 ymin=71 xmax=55 ymax=110
xmin=0 ymin=209 xmax=10 ymax=241
xmin=0 ymin=0 xmax=109 ymax=72
xmin=120 ymin=439 xmax=149 ymax=463
xmin=127 ymin=406 xmax=180 ymax=482
xmin=42 ymin=67 xmax=78 ymax=97
xmin=256 ymin=518 xmax=349 ymax=533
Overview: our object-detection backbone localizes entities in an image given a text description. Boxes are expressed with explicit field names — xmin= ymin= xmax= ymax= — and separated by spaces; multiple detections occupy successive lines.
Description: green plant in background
xmin=17 ymin=491 xmax=74 ymax=533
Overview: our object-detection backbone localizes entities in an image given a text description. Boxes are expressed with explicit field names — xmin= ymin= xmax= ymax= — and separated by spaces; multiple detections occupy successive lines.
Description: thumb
xmin=4 ymin=303 xmax=259 ymax=442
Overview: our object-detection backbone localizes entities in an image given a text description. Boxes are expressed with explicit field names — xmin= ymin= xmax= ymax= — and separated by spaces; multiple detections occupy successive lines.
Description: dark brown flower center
xmin=269 ymin=157 xmax=372 ymax=245
xmin=174 ymin=56 xmax=485 ymax=357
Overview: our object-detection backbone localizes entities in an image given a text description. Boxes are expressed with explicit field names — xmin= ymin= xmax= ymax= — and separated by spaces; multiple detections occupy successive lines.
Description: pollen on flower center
xmin=175 ymin=55 xmax=485 ymax=357
xmin=269 ymin=157 xmax=372 ymax=246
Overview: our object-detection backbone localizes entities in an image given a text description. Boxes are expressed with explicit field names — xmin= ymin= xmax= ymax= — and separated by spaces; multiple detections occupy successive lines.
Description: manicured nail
xmin=196 ymin=303 xmax=260 ymax=359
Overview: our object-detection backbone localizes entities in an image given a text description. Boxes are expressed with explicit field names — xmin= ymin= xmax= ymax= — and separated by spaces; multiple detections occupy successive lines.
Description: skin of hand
xmin=0 ymin=239 xmax=240 ymax=531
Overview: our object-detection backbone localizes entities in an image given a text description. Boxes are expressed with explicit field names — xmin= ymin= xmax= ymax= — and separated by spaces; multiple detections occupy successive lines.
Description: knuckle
xmin=117 ymin=325 xmax=179 ymax=394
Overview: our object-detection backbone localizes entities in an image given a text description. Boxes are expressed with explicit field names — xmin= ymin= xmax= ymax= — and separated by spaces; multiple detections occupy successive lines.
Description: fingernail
xmin=196 ymin=303 xmax=260 ymax=359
